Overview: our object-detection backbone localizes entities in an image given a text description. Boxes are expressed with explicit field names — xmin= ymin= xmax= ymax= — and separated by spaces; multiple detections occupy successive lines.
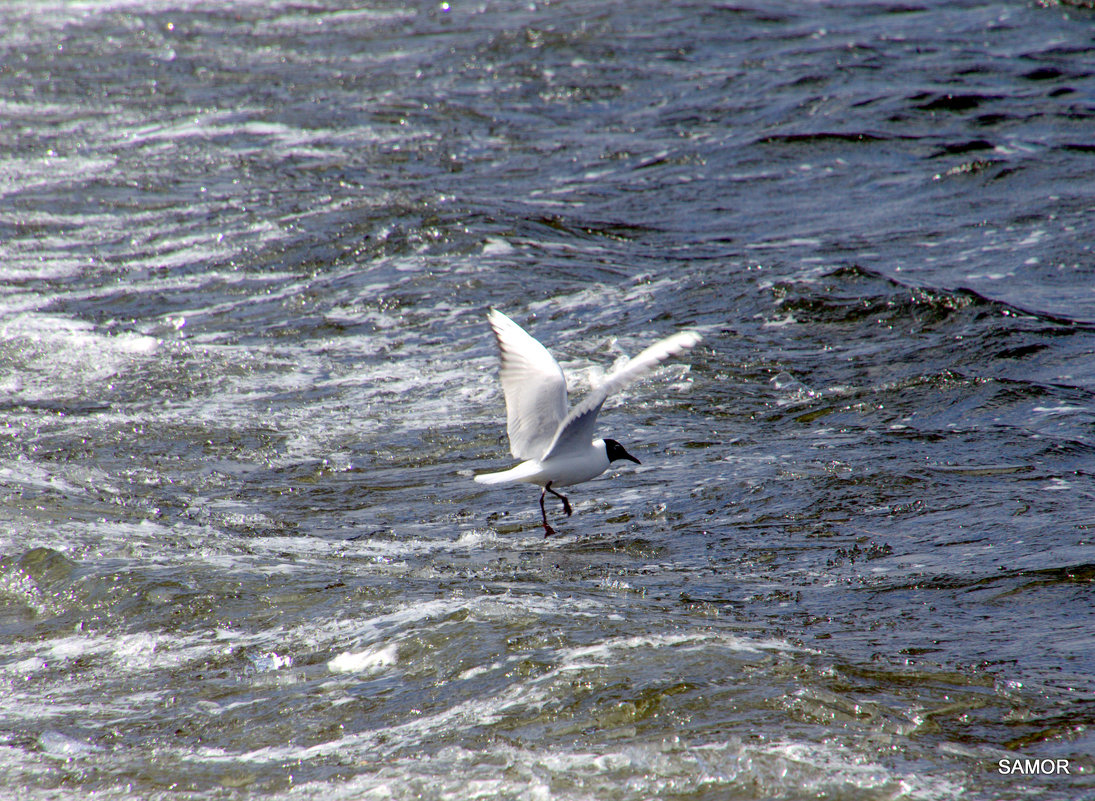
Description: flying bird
xmin=474 ymin=309 xmax=701 ymax=536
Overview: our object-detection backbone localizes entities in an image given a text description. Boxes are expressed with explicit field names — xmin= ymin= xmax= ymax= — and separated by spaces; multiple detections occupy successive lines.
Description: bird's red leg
xmin=539 ymin=485 xmax=556 ymax=537
xmin=545 ymin=482 xmax=573 ymax=516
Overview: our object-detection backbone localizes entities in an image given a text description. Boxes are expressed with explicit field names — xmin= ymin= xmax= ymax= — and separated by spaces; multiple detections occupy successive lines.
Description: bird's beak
xmin=625 ymin=453 xmax=641 ymax=465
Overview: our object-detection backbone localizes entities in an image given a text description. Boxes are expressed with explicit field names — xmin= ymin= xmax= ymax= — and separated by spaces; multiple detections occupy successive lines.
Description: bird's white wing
xmin=487 ymin=309 xmax=569 ymax=460
xmin=540 ymin=329 xmax=702 ymax=461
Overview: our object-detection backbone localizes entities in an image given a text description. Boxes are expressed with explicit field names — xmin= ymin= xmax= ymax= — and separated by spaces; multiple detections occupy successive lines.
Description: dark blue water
xmin=1 ymin=1 xmax=1093 ymax=798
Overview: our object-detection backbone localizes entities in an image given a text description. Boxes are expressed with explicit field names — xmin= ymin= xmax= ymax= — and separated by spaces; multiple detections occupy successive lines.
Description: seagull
xmin=474 ymin=309 xmax=701 ymax=536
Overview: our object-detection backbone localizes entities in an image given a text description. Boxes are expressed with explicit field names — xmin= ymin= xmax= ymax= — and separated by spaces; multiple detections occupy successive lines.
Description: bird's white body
xmin=474 ymin=438 xmax=612 ymax=488
xmin=474 ymin=308 xmax=700 ymax=534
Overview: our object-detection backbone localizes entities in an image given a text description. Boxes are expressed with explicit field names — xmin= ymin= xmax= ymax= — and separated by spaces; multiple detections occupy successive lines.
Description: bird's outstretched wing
xmin=540 ymin=329 xmax=702 ymax=461
xmin=487 ymin=309 xmax=568 ymax=460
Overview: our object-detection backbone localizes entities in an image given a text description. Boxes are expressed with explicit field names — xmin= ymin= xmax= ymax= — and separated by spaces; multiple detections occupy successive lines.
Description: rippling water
xmin=2 ymin=1 xmax=1094 ymax=798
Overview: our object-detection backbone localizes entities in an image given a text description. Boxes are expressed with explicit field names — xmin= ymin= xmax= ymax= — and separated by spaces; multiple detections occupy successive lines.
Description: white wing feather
xmin=540 ymin=330 xmax=701 ymax=460
xmin=486 ymin=309 xmax=568 ymax=460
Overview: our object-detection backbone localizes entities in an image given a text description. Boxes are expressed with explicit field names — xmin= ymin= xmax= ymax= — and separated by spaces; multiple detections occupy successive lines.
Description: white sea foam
xmin=180 ymin=614 xmax=799 ymax=770
xmin=0 ymin=312 xmax=160 ymax=403
xmin=37 ymin=730 xmax=104 ymax=759
xmin=1033 ymin=405 xmax=1085 ymax=415
xmin=481 ymin=237 xmax=515 ymax=256
xmin=179 ymin=737 xmax=966 ymax=801
xmin=328 ymin=643 xmax=399 ymax=674
xmin=757 ymin=740 xmax=966 ymax=800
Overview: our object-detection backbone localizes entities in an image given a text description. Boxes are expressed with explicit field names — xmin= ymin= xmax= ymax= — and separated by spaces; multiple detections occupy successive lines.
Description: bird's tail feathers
xmin=473 ymin=461 xmax=542 ymax=484
xmin=474 ymin=471 xmax=514 ymax=485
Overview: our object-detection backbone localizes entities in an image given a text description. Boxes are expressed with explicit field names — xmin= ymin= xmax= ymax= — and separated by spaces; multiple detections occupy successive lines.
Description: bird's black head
xmin=604 ymin=438 xmax=641 ymax=465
